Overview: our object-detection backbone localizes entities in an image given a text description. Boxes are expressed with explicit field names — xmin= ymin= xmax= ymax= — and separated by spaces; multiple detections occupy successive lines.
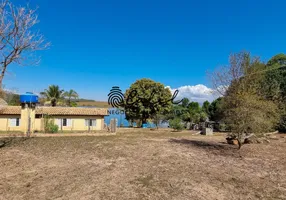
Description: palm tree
xmin=40 ymin=85 xmax=64 ymax=107
xmin=63 ymin=89 xmax=79 ymax=106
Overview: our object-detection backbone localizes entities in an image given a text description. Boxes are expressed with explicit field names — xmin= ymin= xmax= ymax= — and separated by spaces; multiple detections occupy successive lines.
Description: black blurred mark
xmin=108 ymin=86 xmax=124 ymax=108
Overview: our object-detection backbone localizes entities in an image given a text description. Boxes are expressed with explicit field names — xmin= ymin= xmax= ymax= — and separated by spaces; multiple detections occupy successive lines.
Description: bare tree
xmin=0 ymin=0 xmax=49 ymax=88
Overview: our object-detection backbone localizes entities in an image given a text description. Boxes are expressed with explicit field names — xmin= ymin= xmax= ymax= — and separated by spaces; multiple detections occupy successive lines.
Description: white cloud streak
xmin=166 ymin=84 xmax=220 ymax=104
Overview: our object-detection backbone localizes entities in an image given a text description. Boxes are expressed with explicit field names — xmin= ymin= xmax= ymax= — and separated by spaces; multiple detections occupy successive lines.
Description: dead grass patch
xmin=0 ymin=129 xmax=285 ymax=199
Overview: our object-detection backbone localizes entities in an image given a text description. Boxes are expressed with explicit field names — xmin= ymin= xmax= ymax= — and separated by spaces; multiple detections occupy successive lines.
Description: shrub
xmin=46 ymin=123 xmax=59 ymax=133
xmin=169 ymin=118 xmax=184 ymax=131
xmin=44 ymin=115 xmax=59 ymax=133
xmin=218 ymin=123 xmax=226 ymax=132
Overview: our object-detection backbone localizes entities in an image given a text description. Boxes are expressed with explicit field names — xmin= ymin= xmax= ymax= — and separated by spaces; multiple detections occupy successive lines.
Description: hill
xmin=75 ymin=100 xmax=110 ymax=108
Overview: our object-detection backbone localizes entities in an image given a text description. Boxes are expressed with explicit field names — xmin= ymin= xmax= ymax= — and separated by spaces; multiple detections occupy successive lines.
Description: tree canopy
xmin=124 ymin=78 xmax=172 ymax=124
xmin=40 ymin=85 xmax=79 ymax=107
xmin=40 ymin=85 xmax=64 ymax=107
xmin=261 ymin=53 xmax=286 ymax=132
xmin=63 ymin=89 xmax=79 ymax=107
xmin=208 ymin=97 xmax=223 ymax=122
xmin=211 ymin=51 xmax=279 ymax=148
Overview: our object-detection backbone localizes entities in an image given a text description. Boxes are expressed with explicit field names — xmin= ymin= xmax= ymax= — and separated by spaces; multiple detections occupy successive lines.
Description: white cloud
xmin=166 ymin=84 xmax=220 ymax=104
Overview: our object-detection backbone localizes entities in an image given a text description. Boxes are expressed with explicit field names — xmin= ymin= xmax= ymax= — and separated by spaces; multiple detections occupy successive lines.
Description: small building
xmin=0 ymin=106 xmax=108 ymax=133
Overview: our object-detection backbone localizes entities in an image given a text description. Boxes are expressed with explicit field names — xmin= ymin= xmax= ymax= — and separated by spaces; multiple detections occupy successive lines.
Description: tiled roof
xmin=0 ymin=106 xmax=108 ymax=116
xmin=36 ymin=107 xmax=108 ymax=116
xmin=0 ymin=106 xmax=21 ymax=115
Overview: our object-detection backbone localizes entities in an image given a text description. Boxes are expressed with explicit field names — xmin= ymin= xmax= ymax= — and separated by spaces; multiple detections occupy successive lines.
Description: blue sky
xmin=4 ymin=0 xmax=286 ymax=101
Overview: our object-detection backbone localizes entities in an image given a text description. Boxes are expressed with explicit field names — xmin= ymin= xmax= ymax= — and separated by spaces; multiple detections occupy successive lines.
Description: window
xmin=35 ymin=114 xmax=42 ymax=119
xmin=63 ymin=119 xmax=67 ymax=126
xmin=85 ymin=119 xmax=96 ymax=127
xmin=10 ymin=118 xmax=20 ymax=127
xmin=56 ymin=119 xmax=72 ymax=127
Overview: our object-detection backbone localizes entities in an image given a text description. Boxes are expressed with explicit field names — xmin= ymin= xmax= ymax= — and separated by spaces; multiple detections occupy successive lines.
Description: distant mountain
xmin=74 ymin=98 xmax=95 ymax=102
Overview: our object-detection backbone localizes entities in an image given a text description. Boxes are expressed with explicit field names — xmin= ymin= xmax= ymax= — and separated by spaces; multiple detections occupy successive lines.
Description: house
xmin=0 ymin=105 xmax=108 ymax=133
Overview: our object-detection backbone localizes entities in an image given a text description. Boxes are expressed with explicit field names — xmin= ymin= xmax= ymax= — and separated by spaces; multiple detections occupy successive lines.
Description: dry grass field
xmin=1 ymin=129 xmax=286 ymax=200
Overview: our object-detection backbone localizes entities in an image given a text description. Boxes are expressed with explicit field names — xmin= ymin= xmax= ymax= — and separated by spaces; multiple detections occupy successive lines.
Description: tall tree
xmin=124 ymin=78 xmax=172 ymax=124
xmin=40 ymin=85 xmax=64 ymax=107
xmin=181 ymin=98 xmax=190 ymax=108
xmin=209 ymin=97 xmax=223 ymax=121
xmin=63 ymin=89 xmax=79 ymax=106
xmin=182 ymin=101 xmax=207 ymax=125
xmin=202 ymin=100 xmax=210 ymax=117
xmin=211 ymin=51 xmax=279 ymax=149
xmin=0 ymin=1 xmax=49 ymax=89
xmin=261 ymin=53 xmax=286 ymax=132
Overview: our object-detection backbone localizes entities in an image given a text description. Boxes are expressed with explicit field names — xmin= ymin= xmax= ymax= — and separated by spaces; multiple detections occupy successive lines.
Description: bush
xmin=46 ymin=123 xmax=59 ymax=133
xmin=218 ymin=123 xmax=227 ymax=132
xmin=44 ymin=115 xmax=59 ymax=133
xmin=169 ymin=118 xmax=184 ymax=131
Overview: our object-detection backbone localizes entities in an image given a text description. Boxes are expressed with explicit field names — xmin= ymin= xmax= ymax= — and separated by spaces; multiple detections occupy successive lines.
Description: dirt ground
xmin=1 ymin=129 xmax=286 ymax=200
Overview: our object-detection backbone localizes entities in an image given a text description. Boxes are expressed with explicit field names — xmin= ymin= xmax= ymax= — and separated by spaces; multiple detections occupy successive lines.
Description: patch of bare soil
xmin=0 ymin=131 xmax=286 ymax=200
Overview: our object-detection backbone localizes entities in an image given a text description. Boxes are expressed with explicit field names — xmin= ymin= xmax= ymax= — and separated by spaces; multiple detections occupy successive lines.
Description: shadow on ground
xmin=0 ymin=137 xmax=29 ymax=148
xmin=169 ymin=138 xmax=241 ymax=157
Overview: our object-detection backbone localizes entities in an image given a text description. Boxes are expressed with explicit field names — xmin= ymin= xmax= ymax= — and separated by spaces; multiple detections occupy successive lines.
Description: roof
xmin=0 ymin=106 xmax=108 ymax=116
xmin=36 ymin=107 xmax=108 ymax=116
xmin=0 ymin=106 xmax=21 ymax=115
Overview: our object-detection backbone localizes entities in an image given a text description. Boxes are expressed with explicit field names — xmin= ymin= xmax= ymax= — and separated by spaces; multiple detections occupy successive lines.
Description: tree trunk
xmin=0 ymin=63 xmax=7 ymax=89
xmin=0 ymin=76 xmax=4 ymax=90
xmin=237 ymin=133 xmax=244 ymax=149
xmin=51 ymin=99 xmax=57 ymax=107
xmin=0 ymin=84 xmax=4 ymax=98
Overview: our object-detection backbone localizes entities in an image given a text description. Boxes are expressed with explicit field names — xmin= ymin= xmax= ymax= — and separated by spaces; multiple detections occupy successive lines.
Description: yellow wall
xmin=0 ymin=115 xmax=22 ymax=132
xmin=53 ymin=116 xmax=103 ymax=131
xmin=20 ymin=106 xmax=36 ymax=134
xmin=0 ymin=113 xmax=105 ymax=132
xmin=34 ymin=118 xmax=43 ymax=132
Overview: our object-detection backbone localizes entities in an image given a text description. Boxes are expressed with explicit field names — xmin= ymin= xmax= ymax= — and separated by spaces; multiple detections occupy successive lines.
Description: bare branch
xmin=0 ymin=0 xmax=50 ymax=88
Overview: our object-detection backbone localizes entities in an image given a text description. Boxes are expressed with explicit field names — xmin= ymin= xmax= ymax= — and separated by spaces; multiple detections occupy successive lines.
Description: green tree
xmin=224 ymin=92 xmax=278 ymax=149
xmin=260 ymin=54 xmax=286 ymax=101
xmin=267 ymin=53 xmax=286 ymax=66
xmin=211 ymin=51 xmax=279 ymax=148
xmin=209 ymin=97 xmax=223 ymax=121
xmin=181 ymin=101 xmax=207 ymax=127
xmin=63 ymin=89 xmax=79 ymax=107
xmin=40 ymin=85 xmax=64 ymax=107
xmin=124 ymin=78 xmax=172 ymax=124
xmin=181 ymin=98 xmax=190 ymax=108
xmin=169 ymin=118 xmax=184 ymax=131
xmin=162 ymin=104 xmax=186 ymax=122
xmin=202 ymin=101 xmax=210 ymax=117
xmin=261 ymin=54 xmax=286 ymax=132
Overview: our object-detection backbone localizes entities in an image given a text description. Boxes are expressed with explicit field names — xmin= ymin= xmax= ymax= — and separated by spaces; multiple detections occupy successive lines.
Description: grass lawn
xmin=0 ymin=129 xmax=286 ymax=199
